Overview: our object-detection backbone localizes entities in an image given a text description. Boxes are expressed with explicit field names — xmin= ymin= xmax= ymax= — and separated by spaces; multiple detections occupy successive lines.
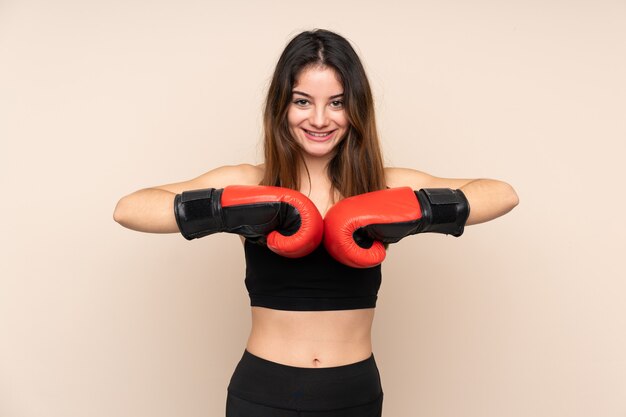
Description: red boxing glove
xmin=174 ymin=185 xmax=323 ymax=258
xmin=323 ymin=187 xmax=470 ymax=268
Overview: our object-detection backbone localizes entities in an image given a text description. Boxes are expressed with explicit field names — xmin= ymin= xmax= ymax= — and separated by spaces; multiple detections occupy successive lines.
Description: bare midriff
xmin=246 ymin=306 xmax=375 ymax=368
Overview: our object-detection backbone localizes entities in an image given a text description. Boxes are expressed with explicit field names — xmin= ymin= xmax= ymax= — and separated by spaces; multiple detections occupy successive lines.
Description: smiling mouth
xmin=304 ymin=129 xmax=335 ymax=138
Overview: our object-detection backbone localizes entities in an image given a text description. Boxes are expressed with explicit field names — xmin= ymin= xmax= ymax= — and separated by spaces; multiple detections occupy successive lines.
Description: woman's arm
xmin=113 ymin=164 xmax=263 ymax=233
xmin=384 ymin=167 xmax=519 ymax=226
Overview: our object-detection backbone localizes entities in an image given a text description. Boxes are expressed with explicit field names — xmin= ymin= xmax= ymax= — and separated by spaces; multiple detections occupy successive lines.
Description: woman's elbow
xmin=113 ymin=196 xmax=131 ymax=226
xmin=502 ymin=181 xmax=519 ymax=212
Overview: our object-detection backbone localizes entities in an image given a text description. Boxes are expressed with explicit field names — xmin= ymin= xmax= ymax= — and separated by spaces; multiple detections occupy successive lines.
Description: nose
xmin=309 ymin=106 xmax=329 ymax=128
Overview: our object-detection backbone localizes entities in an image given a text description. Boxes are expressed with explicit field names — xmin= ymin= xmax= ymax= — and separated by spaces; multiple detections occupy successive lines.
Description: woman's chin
xmin=294 ymin=136 xmax=343 ymax=161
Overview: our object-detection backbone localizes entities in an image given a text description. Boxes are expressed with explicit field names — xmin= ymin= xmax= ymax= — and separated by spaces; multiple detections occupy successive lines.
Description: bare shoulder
xmin=384 ymin=167 xmax=432 ymax=188
xmin=384 ymin=167 xmax=474 ymax=189
xmin=152 ymin=163 xmax=265 ymax=194
xmin=213 ymin=163 xmax=264 ymax=185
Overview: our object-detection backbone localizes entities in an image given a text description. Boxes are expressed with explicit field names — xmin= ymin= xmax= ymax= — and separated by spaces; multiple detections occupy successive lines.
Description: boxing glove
xmin=174 ymin=185 xmax=323 ymax=258
xmin=323 ymin=187 xmax=470 ymax=268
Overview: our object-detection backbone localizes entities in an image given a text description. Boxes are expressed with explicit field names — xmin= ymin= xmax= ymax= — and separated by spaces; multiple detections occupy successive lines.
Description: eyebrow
xmin=292 ymin=90 xmax=344 ymax=100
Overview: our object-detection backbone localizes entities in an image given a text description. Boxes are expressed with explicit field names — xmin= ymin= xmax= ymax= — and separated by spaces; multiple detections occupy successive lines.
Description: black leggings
xmin=226 ymin=350 xmax=384 ymax=416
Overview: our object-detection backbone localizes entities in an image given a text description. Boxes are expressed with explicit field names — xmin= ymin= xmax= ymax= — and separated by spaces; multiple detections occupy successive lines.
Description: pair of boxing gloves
xmin=174 ymin=185 xmax=470 ymax=268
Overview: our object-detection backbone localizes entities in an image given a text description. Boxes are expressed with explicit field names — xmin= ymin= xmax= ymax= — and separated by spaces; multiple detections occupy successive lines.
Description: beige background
xmin=1 ymin=0 xmax=625 ymax=416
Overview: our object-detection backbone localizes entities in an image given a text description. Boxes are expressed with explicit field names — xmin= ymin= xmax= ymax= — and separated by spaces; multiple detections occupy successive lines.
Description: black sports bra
xmin=244 ymin=239 xmax=382 ymax=311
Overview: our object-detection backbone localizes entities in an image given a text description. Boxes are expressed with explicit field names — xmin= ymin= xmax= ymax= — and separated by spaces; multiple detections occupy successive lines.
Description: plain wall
xmin=1 ymin=1 xmax=625 ymax=416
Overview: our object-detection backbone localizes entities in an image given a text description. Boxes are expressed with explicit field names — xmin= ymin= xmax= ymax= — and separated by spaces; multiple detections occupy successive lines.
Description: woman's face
xmin=287 ymin=66 xmax=349 ymax=160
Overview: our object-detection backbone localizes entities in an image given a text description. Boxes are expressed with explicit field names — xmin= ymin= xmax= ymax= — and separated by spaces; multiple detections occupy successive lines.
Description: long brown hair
xmin=261 ymin=29 xmax=386 ymax=199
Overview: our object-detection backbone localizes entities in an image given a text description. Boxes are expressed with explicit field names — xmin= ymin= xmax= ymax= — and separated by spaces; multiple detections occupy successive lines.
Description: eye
xmin=330 ymin=100 xmax=344 ymax=109
xmin=293 ymin=99 xmax=310 ymax=106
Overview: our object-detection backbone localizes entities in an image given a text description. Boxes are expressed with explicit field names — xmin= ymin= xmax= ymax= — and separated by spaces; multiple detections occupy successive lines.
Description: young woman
xmin=114 ymin=29 xmax=518 ymax=417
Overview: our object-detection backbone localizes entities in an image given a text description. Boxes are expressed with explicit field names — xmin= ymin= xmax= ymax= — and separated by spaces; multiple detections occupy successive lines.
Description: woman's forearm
xmin=113 ymin=188 xmax=179 ymax=233
xmin=460 ymin=179 xmax=519 ymax=225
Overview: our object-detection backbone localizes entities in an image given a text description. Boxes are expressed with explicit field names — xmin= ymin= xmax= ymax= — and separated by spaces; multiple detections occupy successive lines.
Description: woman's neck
xmin=298 ymin=154 xmax=333 ymax=195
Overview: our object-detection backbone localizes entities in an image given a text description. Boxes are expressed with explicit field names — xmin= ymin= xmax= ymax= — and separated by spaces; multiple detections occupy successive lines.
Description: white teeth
xmin=306 ymin=130 xmax=331 ymax=137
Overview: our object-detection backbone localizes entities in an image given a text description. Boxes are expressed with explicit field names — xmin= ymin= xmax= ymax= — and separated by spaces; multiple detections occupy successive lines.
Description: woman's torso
xmin=239 ymin=164 xmax=387 ymax=368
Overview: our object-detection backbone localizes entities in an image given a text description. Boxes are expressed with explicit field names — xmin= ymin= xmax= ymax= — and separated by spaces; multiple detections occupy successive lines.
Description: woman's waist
xmin=247 ymin=306 xmax=374 ymax=367
xmin=245 ymin=337 xmax=374 ymax=368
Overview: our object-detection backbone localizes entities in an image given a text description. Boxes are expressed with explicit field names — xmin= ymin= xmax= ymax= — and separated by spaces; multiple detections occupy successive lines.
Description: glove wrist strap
xmin=174 ymin=188 xmax=224 ymax=240
xmin=414 ymin=188 xmax=470 ymax=237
